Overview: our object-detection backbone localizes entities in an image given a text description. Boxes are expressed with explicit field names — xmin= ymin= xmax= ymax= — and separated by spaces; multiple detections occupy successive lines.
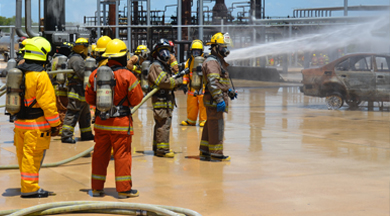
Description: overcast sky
xmin=0 ymin=0 xmax=389 ymax=23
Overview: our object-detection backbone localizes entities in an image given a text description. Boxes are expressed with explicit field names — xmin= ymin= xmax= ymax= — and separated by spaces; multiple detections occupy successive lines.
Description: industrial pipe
xmin=15 ymin=0 xmax=29 ymax=38
xmin=199 ymin=0 xmax=204 ymax=40
xmin=25 ymin=0 xmax=40 ymax=37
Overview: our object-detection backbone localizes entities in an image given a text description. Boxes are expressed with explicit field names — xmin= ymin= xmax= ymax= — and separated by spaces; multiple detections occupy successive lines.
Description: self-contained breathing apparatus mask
xmin=157 ymin=48 xmax=171 ymax=62
xmin=217 ymin=45 xmax=230 ymax=57
xmin=192 ymin=49 xmax=202 ymax=57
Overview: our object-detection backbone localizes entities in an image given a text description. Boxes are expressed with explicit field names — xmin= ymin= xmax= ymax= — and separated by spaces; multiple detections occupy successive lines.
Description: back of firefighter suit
xmin=85 ymin=39 xmax=144 ymax=198
xmin=61 ymin=38 xmax=94 ymax=144
xmin=127 ymin=45 xmax=150 ymax=78
xmin=200 ymin=32 xmax=236 ymax=162
xmin=148 ymin=38 xmax=183 ymax=158
xmin=181 ymin=40 xmax=207 ymax=127
xmin=94 ymin=35 xmax=111 ymax=67
xmin=52 ymin=42 xmax=74 ymax=136
xmin=13 ymin=37 xmax=61 ymax=198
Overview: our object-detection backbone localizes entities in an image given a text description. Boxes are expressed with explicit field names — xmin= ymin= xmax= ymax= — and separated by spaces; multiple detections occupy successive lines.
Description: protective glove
xmin=51 ymin=126 xmax=61 ymax=136
xmin=228 ymin=88 xmax=238 ymax=100
xmin=216 ymin=101 xmax=226 ymax=112
xmin=179 ymin=84 xmax=188 ymax=94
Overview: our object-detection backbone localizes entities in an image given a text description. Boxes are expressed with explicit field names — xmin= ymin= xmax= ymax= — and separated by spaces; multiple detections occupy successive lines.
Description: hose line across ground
xmin=0 ymin=201 xmax=202 ymax=216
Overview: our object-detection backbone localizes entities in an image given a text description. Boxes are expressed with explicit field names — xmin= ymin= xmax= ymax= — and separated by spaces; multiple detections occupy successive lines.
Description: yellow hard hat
xmin=102 ymin=39 xmax=128 ymax=58
xmin=73 ymin=37 xmax=89 ymax=54
xmin=190 ymin=40 xmax=204 ymax=50
xmin=95 ymin=36 xmax=112 ymax=52
xmin=206 ymin=32 xmax=233 ymax=46
xmin=313 ymin=54 xmax=316 ymax=56
xmin=135 ymin=45 xmax=150 ymax=58
xmin=91 ymin=44 xmax=97 ymax=52
xmin=24 ymin=37 xmax=51 ymax=61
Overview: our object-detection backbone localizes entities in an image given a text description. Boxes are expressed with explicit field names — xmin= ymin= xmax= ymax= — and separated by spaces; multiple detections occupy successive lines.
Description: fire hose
xmin=0 ymin=201 xmax=202 ymax=216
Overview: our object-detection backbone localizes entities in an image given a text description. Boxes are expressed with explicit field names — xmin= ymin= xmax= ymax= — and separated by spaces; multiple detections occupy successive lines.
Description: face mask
xmin=192 ymin=49 xmax=202 ymax=57
xmin=158 ymin=48 xmax=170 ymax=62
xmin=218 ymin=45 xmax=230 ymax=57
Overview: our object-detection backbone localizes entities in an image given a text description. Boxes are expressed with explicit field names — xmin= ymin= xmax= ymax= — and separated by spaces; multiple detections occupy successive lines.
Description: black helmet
xmin=152 ymin=38 xmax=172 ymax=62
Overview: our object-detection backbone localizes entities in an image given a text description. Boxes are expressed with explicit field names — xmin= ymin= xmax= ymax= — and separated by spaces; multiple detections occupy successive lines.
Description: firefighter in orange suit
xmin=168 ymin=41 xmax=179 ymax=74
xmin=148 ymin=38 xmax=184 ymax=158
xmin=94 ymin=35 xmax=112 ymax=67
xmin=13 ymin=37 xmax=61 ymax=198
xmin=181 ymin=39 xmax=207 ymax=127
xmin=85 ymin=39 xmax=143 ymax=198
xmin=200 ymin=32 xmax=237 ymax=162
xmin=127 ymin=45 xmax=150 ymax=78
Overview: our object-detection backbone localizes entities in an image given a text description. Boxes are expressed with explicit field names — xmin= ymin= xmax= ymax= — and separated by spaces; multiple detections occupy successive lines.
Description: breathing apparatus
xmin=140 ymin=60 xmax=151 ymax=93
xmin=84 ymin=58 xmax=96 ymax=90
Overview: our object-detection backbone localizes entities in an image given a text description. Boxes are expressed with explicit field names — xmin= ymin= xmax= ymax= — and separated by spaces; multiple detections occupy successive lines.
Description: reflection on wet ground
xmin=0 ymin=79 xmax=389 ymax=216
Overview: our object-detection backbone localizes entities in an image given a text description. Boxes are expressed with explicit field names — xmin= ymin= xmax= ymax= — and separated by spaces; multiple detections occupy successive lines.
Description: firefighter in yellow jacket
xmin=200 ymin=32 xmax=237 ymax=161
xmin=181 ymin=40 xmax=207 ymax=127
xmin=148 ymin=38 xmax=184 ymax=157
xmin=13 ymin=37 xmax=61 ymax=198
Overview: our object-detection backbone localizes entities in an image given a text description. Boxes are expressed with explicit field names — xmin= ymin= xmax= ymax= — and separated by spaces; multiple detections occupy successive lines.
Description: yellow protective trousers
xmin=14 ymin=127 xmax=51 ymax=195
xmin=186 ymin=93 xmax=207 ymax=125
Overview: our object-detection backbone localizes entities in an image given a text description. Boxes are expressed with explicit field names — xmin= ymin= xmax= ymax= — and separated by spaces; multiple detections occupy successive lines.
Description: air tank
xmin=84 ymin=58 xmax=96 ymax=89
xmin=96 ymin=66 xmax=114 ymax=118
xmin=141 ymin=60 xmax=151 ymax=93
xmin=191 ymin=56 xmax=205 ymax=95
xmin=6 ymin=68 xmax=23 ymax=115
xmin=53 ymin=55 xmax=67 ymax=84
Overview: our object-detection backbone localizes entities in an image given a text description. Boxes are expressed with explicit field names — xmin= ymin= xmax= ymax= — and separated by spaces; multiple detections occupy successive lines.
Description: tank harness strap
xmin=16 ymin=72 xmax=44 ymax=120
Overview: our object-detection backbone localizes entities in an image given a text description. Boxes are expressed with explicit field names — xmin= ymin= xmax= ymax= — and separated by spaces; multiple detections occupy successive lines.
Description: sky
xmin=0 ymin=0 xmax=389 ymax=24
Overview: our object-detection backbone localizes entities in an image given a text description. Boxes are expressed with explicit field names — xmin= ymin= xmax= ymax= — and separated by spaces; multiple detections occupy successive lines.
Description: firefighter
xmin=61 ymin=38 xmax=94 ymax=143
xmin=311 ymin=54 xmax=318 ymax=67
xmin=199 ymin=32 xmax=237 ymax=162
xmin=148 ymin=38 xmax=184 ymax=158
xmin=94 ymin=35 xmax=112 ymax=67
xmin=16 ymin=38 xmax=31 ymax=65
xmin=127 ymin=44 xmax=150 ymax=78
xmin=12 ymin=37 xmax=61 ymax=198
xmin=181 ymin=39 xmax=207 ymax=127
xmin=85 ymin=39 xmax=143 ymax=198
xmin=52 ymin=42 xmax=74 ymax=136
xmin=168 ymin=40 xmax=179 ymax=74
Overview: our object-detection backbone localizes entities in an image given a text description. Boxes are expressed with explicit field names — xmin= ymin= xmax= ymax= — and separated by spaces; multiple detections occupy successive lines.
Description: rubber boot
xmin=92 ymin=189 xmax=104 ymax=197
xmin=21 ymin=188 xmax=54 ymax=198
xmin=81 ymin=133 xmax=95 ymax=141
xmin=118 ymin=189 xmax=139 ymax=199
xmin=199 ymin=151 xmax=210 ymax=161
xmin=61 ymin=137 xmax=76 ymax=144
xmin=211 ymin=155 xmax=231 ymax=162
xmin=155 ymin=149 xmax=174 ymax=158
xmin=181 ymin=120 xmax=195 ymax=126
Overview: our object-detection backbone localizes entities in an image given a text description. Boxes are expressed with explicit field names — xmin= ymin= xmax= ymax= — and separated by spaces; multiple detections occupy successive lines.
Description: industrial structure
xmin=7 ymin=0 xmax=390 ymax=71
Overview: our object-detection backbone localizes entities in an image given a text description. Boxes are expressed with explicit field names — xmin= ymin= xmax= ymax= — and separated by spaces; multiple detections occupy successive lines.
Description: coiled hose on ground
xmin=0 ymin=201 xmax=202 ymax=216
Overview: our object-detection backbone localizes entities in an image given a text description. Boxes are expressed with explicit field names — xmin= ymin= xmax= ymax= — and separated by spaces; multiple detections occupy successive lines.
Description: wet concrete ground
xmin=0 ymin=79 xmax=389 ymax=216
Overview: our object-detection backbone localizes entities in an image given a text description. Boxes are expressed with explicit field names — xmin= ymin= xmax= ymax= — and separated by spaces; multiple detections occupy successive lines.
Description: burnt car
xmin=300 ymin=53 xmax=390 ymax=109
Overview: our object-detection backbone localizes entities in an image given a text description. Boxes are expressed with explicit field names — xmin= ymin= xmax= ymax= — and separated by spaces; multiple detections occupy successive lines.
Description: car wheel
xmin=346 ymin=95 xmax=361 ymax=107
xmin=325 ymin=93 xmax=344 ymax=110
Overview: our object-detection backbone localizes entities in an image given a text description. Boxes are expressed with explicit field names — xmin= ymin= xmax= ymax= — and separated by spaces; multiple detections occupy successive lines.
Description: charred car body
xmin=301 ymin=53 xmax=390 ymax=109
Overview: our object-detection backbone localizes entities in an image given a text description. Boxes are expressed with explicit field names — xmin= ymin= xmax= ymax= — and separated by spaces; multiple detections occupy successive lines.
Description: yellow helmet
xmin=102 ymin=39 xmax=128 ymax=58
xmin=206 ymin=32 xmax=233 ymax=46
xmin=73 ymin=37 xmax=89 ymax=55
xmin=24 ymin=37 xmax=51 ymax=61
xmin=20 ymin=38 xmax=32 ymax=51
xmin=95 ymin=36 xmax=112 ymax=52
xmin=135 ymin=45 xmax=150 ymax=59
xmin=91 ymin=44 xmax=97 ymax=52
xmin=190 ymin=40 xmax=204 ymax=50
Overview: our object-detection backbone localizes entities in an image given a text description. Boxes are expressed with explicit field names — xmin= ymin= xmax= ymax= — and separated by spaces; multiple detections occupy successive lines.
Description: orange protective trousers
xmin=91 ymin=132 xmax=133 ymax=192
xmin=186 ymin=93 xmax=207 ymax=125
